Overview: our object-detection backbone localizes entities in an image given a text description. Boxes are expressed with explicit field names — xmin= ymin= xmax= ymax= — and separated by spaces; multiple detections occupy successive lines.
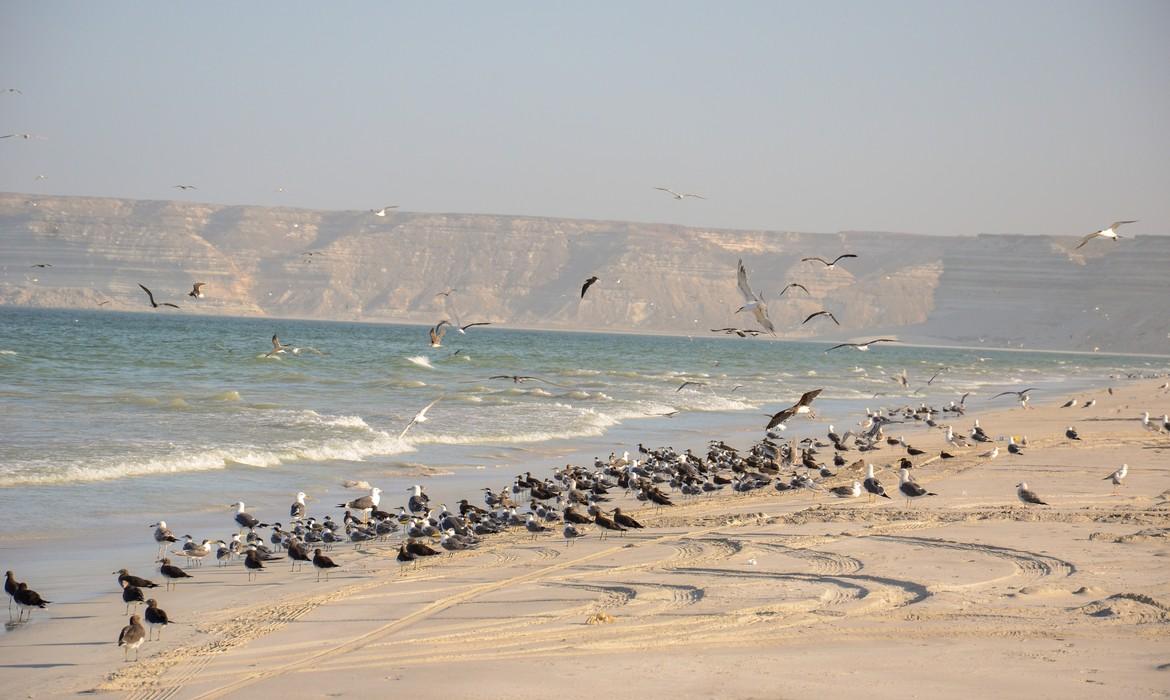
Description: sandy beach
xmin=3 ymin=379 xmax=1168 ymax=699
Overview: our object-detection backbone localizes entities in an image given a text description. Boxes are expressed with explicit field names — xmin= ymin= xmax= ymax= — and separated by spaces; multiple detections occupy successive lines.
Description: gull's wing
xmin=824 ymin=342 xmax=855 ymax=353
xmin=766 ymin=406 xmax=797 ymax=430
xmin=1110 ymin=220 xmax=1137 ymax=229
xmin=683 ymin=193 xmax=706 ymax=199
xmin=736 ymin=259 xmax=758 ymax=303
xmin=796 ymin=389 xmax=823 ymax=407
xmin=1075 ymin=231 xmax=1101 ymax=249
xmin=138 ymin=283 xmax=156 ymax=306
xmin=460 ymin=322 xmax=491 ymax=331
xmin=989 ymin=391 xmax=1016 ymax=400
xmin=780 ymin=283 xmax=809 ymax=296
xmin=751 ymin=304 xmax=775 ymax=334
xmin=801 ymin=257 xmax=829 ymax=266
xmin=654 ymin=187 xmax=680 ymax=197
xmin=831 ymin=254 xmax=858 ymax=265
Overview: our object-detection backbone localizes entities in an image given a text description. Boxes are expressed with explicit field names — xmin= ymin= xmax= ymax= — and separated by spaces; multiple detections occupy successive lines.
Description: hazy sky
xmin=2 ymin=1 xmax=1167 ymax=236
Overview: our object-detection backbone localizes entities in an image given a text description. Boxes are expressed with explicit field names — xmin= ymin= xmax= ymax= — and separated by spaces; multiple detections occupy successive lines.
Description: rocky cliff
xmin=1 ymin=193 xmax=1167 ymax=354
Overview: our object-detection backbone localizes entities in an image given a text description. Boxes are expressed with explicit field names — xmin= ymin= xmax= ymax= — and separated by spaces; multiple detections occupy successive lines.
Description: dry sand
xmin=3 ymin=381 xmax=1168 ymax=699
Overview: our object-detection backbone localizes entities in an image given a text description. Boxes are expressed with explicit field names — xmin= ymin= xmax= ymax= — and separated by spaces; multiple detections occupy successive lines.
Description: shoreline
xmin=2 ymin=377 xmax=1168 ymax=697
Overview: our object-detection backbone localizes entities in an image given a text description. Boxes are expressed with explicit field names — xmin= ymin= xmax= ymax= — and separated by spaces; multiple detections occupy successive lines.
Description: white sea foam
xmin=406 ymin=355 xmax=434 ymax=369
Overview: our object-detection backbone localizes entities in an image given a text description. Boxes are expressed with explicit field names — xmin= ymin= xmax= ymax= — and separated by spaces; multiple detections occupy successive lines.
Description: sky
xmin=1 ymin=1 xmax=1168 ymax=236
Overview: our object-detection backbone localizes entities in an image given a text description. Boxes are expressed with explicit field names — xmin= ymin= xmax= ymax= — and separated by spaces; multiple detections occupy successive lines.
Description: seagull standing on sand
xmin=1082 ymin=399 xmax=1097 ymax=409
xmin=898 ymin=468 xmax=936 ymax=504
xmin=291 ymin=491 xmax=308 ymax=519
xmin=654 ymin=187 xmax=705 ymax=200
xmin=118 ymin=615 xmax=146 ymax=661
xmin=1075 ymin=221 xmax=1136 ymax=249
xmin=1104 ymin=463 xmax=1128 ymax=491
xmin=1065 ymin=426 xmax=1081 ymax=441
xmin=1016 ymin=482 xmax=1049 ymax=506
xmin=143 ymin=599 xmax=169 ymax=641
xmin=863 ymin=463 xmax=890 ymax=501
xmin=735 ymin=259 xmax=775 ymax=334
xmin=338 ymin=487 xmax=381 ymax=513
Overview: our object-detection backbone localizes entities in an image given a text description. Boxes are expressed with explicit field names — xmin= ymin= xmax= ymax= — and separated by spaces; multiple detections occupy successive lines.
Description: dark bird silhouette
xmin=144 ymin=599 xmax=170 ymax=640
xmin=312 ymin=548 xmax=340 ymax=582
xmin=802 ymin=310 xmax=840 ymax=326
xmin=612 ymin=507 xmax=644 ymax=530
xmin=157 ymin=558 xmax=192 ymax=591
xmin=766 ymin=389 xmax=823 ymax=430
xmin=138 ymin=283 xmax=180 ymax=309
xmin=581 ymin=276 xmax=599 ymax=299
xmin=188 ymin=282 xmax=206 ymax=298
xmin=801 ymin=254 xmax=857 ymax=269
xmin=779 ymin=282 xmax=810 ymax=296
xmin=825 ymin=339 xmax=897 ymax=353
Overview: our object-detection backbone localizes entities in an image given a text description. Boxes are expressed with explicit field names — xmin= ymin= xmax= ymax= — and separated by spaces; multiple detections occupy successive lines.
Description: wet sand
xmin=2 ymin=380 xmax=1168 ymax=699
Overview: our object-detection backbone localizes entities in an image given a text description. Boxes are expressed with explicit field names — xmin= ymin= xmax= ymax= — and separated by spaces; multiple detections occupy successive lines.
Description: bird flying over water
xmin=654 ymin=187 xmax=705 ymax=200
xmin=779 ymin=283 xmax=810 ymax=296
xmin=138 ymin=283 xmax=180 ymax=309
xmin=825 ymin=339 xmax=897 ymax=353
xmin=765 ymin=388 xmax=822 ymax=430
xmin=399 ymin=398 xmax=440 ymax=439
xmin=802 ymin=310 xmax=840 ymax=326
xmin=429 ymin=320 xmax=450 ymax=347
xmin=676 ymin=381 xmax=706 ymax=392
xmin=990 ymin=388 xmax=1037 ymax=401
xmin=735 ymin=259 xmax=775 ymax=334
xmin=173 ymin=184 xmax=196 ymax=190
xmin=581 ymin=276 xmax=599 ymax=299
xmin=801 ymin=254 xmax=857 ymax=270
xmin=488 ymin=375 xmax=565 ymax=387
xmin=265 ymin=334 xmax=290 ymax=357
xmin=1075 ymin=221 xmax=1136 ymax=249
xmin=188 ymin=282 xmax=206 ymax=298
xmin=370 ymin=206 xmax=399 ymax=216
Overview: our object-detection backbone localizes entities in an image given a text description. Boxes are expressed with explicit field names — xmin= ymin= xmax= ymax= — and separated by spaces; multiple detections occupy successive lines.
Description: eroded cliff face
xmin=1 ymin=193 xmax=1166 ymax=354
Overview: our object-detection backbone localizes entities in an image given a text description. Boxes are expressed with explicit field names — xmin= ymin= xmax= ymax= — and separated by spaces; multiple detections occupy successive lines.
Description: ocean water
xmin=0 ymin=307 xmax=1165 ymax=603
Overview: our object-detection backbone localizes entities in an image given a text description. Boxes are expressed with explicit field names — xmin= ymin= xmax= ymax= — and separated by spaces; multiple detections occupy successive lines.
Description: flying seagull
xmin=265 ymin=334 xmax=291 ymax=357
xmin=990 ymin=388 xmax=1037 ymax=401
xmin=801 ymin=254 xmax=857 ymax=270
xmin=30 ymin=263 xmax=51 ymax=268
xmin=188 ymin=282 xmax=206 ymax=298
xmin=1075 ymin=221 xmax=1136 ymax=249
xmin=137 ymin=283 xmax=180 ymax=309
xmin=1016 ymin=482 xmax=1048 ymax=506
xmin=1 ymin=133 xmax=46 ymax=140
xmin=654 ymin=187 xmax=705 ymax=200
xmin=399 ymin=398 xmax=440 ymax=440
xmin=488 ymin=375 xmax=566 ymax=387
xmin=370 ymin=206 xmax=399 ymax=216
xmin=711 ymin=327 xmax=763 ymax=337
xmin=429 ymin=320 xmax=450 ymax=347
xmin=173 ymin=184 xmax=196 ymax=190
xmin=676 ymin=381 xmax=706 ymax=392
xmin=3 ymin=88 xmax=22 ymax=95
xmin=735 ymin=259 xmax=775 ymax=334
xmin=765 ymin=388 xmax=822 ymax=430
xmin=456 ymin=321 xmax=491 ymax=334
xmin=802 ymin=310 xmax=840 ymax=326
xmin=435 ymin=288 xmax=456 ymax=298
xmin=581 ymin=276 xmax=599 ymax=299
xmin=825 ymin=339 xmax=897 ymax=353
xmin=779 ymin=283 xmax=810 ymax=296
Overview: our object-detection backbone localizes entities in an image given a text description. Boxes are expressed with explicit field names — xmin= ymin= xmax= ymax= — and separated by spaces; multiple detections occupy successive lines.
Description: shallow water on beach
xmin=0 ymin=306 xmax=1165 ymax=600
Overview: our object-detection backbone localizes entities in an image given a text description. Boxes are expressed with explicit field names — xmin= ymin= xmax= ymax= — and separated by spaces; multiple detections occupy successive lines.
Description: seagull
xmin=1075 ymin=221 xmax=1137 ymax=249
xmin=990 ymin=388 xmax=1037 ymax=402
xmin=1103 ymin=464 xmax=1128 ymax=490
xmin=188 ymin=282 xmax=206 ymax=298
xmin=979 ymin=446 xmax=1000 ymax=460
xmin=157 ymin=558 xmax=192 ymax=591
xmin=173 ymin=184 xmax=196 ymax=190
xmin=802 ymin=310 xmax=840 ymax=326
xmin=265 ymin=334 xmax=291 ymax=357
xmin=230 ymin=501 xmax=267 ymax=530
xmin=654 ymin=186 xmax=705 ymax=200
xmin=863 ymin=464 xmax=890 ymax=501
xmin=828 ymin=481 xmax=862 ymax=498
xmin=118 ymin=615 xmax=147 ymax=661
xmin=563 ymin=523 xmax=586 ymax=546
xmin=434 ymin=288 xmax=456 ymax=298
xmin=455 ymin=321 xmax=491 ymax=334
xmin=735 ymin=259 xmax=775 ymax=334
xmin=2 ymin=88 xmax=22 ymax=94
xmin=30 ymin=263 xmax=51 ymax=268
xmin=429 ymin=320 xmax=450 ymax=347
xmin=312 ymin=548 xmax=339 ymax=581
xmin=337 ymin=487 xmax=381 ymax=512
xmin=290 ymin=491 xmax=308 ymax=519
xmin=1060 ymin=399 xmax=1078 ymax=408
xmin=825 ymin=339 xmax=897 ymax=353
xmin=1082 ymin=399 xmax=1097 ymax=409
xmin=1065 ymin=426 xmax=1080 ymax=440
xmin=138 ymin=283 xmax=180 ymax=309
xmin=898 ymin=468 xmax=936 ymax=503
xmin=581 ymin=276 xmax=599 ymax=299
xmin=399 ymin=398 xmax=440 ymax=439
xmin=676 ymin=381 xmax=706 ymax=392
xmin=1016 ymin=482 xmax=1048 ymax=506
xmin=12 ymin=581 xmax=50 ymax=621
xmin=1 ymin=133 xmax=46 ymax=140
xmin=710 ymin=327 xmax=763 ymax=337
xmin=143 ymin=599 xmax=170 ymax=641
xmin=487 ymin=375 xmax=565 ymax=386
xmin=801 ymin=254 xmax=857 ymax=270
xmin=370 ymin=206 xmax=399 ymax=216
xmin=765 ymin=388 xmax=822 ymax=430
xmin=779 ymin=283 xmax=810 ymax=296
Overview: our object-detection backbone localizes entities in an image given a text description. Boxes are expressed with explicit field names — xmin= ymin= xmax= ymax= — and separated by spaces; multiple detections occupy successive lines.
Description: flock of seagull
xmin=7 ymin=374 xmax=1161 ymax=664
